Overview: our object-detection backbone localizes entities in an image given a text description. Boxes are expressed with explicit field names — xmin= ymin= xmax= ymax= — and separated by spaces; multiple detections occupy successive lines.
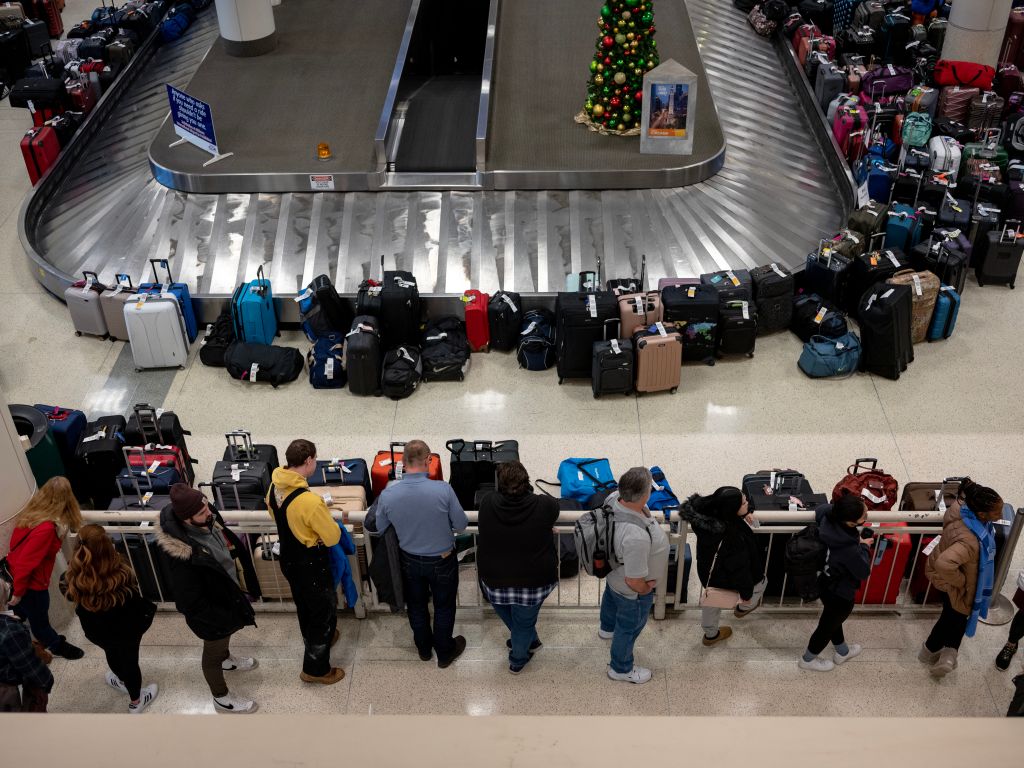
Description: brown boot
xmin=300 ymin=667 xmax=346 ymax=685
xmin=702 ymin=627 xmax=733 ymax=647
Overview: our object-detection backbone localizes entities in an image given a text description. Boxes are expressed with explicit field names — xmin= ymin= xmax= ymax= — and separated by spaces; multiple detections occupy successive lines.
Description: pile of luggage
xmin=9 ymin=1 xmax=210 ymax=185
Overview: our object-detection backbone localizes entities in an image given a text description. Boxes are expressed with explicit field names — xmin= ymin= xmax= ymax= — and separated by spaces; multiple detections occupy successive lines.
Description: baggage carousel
xmin=21 ymin=1 xmax=844 ymax=321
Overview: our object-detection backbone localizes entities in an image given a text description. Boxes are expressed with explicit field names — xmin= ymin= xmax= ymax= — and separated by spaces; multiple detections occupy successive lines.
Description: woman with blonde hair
xmin=63 ymin=525 xmax=158 ymax=713
xmin=6 ymin=477 xmax=84 ymax=659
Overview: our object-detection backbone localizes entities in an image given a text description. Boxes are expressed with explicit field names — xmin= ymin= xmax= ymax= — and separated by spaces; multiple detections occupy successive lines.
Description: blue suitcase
xmin=117 ymin=465 xmax=180 ymax=495
xmin=33 ymin=404 xmax=86 ymax=469
xmin=927 ymin=284 xmax=960 ymax=341
xmin=884 ymin=204 xmax=921 ymax=252
xmin=306 ymin=334 xmax=346 ymax=389
xmin=138 ymin=259 xmax=198 ymax=343
xmin=232 ymin=265 xmax=277 ymax=345
xmin=308 ymin=457 xmax=373 ymax=501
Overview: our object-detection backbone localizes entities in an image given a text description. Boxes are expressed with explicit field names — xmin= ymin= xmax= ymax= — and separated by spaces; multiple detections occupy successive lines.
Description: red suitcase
xmin=66 ymin=80 xmax=95 ymax=114
xmin=463 ymin=289 xmax=490 ymax=352
xmin=854 ymin=523 xmax=911 ymax=605
xmin=126 ymin=444 xmax=194 ymax=486
xmin=33 ymin=0 xmax=63 ymax=39
xmin=371 ymin=442 xmax=443 ymax=497
xmin=1005 ymin=8 xmax=1024 ymax=66
xmin=21 ymin=126 xmax=60 ymax=185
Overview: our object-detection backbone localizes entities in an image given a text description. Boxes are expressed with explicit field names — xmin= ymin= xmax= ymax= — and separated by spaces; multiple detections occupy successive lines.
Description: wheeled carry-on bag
xmin=717 ymin=300 xmax=757 ymax=357
xmin=379 ymin=261 xmax=422 ymax=348
xmin=803 ymin=244 xmax=850 ymax=307
xmin=591 ymin=338 xmax=634 ymax=398
xmin=487 ymin=291 xmax=522 ymax=352
xmin=344 ymin=315 xmax=383 ymax=396
xmin=854 ymin=523 xmax=911 ymax=604
xmin=750 ymin=264 xmax=794 ymax=335
xmin=554 ymin=292 xmax=619 ymax=383
xmin=857 ymin=282 xmax=914 ymax=380
xmin=700 ymin=269 xmax=753 ymax=303
xmin=64 ymin=271 xmax=108 ymax=338
xmin=632 ymin=322 xmax=683 ymax=394
xmin=231 ymin=265 xmax=277 ymax=345
xmin=446 ymin=439 xmax=519 ymax=510
xmin=926 ymin=285 xmax=960 ymax=341
xmin=660 ymin=284 xmax=719 ymax=365
xmin=211 ymin=460 xmax=272 ymax=510
xmin=885 ymin=269 xmax=940 ymax=344
xmin=138 ymin=259 xmax=198 ymax=343
xmin=308 ymin=457 xmax=373 ymax=503
xmin=100 ymin=274 xmax=135 ymax=341
xmin=617 ymin=291 xmax=662 ymax=338
xmin=223 ymin=430 xmax=279 ymax=470
xmin=976 ymin=222 xmax=1023 ymax=288
xmin=371 ymin=442 xmax=443 ymax=497
xmin=76 ymin=415 xmax=128 ymax=509
xmin=463 ymin=289 xmax=490 ymax=352
xmin=123 ymin=294 xmax=190 ymax=370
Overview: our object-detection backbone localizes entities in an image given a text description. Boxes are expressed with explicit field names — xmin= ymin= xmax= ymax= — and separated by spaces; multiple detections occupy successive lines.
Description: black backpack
xmin=381 ymin=345 xmax=422 ymax=400
xmin=487 ymin=291 xmax=523 ymax=352
xmin=199 ymin=309 xmax=235 ymax=367
xmin=784 ymin=524 xmax=828 ymax=601
xmin=223 ymin=342 xmax=304 ymax=388
xmin=421 ymin=317 xmax=470 ymax=382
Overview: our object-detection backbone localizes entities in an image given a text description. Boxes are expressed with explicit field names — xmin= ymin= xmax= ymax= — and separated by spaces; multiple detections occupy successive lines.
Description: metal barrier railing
xmin=79 ymin=506 xmax=1024 ymax=620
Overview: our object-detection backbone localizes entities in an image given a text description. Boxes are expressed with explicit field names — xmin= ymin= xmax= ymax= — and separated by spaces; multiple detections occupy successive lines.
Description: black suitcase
xmin=700 ymin=269 xmax=753 ymax=303
xmin=76 ymin=415 xmax=128 ymax=509
xmin=124 ymin=403 xmax=196 ymax=484
xmin=591 ymin=338 xmax=634 ymax=397
xmin=554 ymin=291 xmax=619 ymax=382
xmin=112 ymin=532 xmax=176 ymax=603
xmin=222 ymin=430 xmax=279 ymax=469
xmin=661 ymin=284 xmax=719 ymax=364
xmin=379 ymin=267 xmax=421 ymax=348
xmin=845 ymin=247 xmax=910 ymax=318
xmin=344 ymin=315 xmax=382 ymax=396
xmin=421 ymin=316 xmax=471 ymax=382
xmin=717 ymin=301 xmax=757 ymax=358
xmin=911 ymin=238 xmax=969 ymax=294
xmin=858 ymin=282 xmax=914 ymax=380
xmin=802 ymin=246 xmax=851 ymax=307
xmin=211 ymin=461 xmax=272 ymax=510
xmin=0 ymin=28 xmax=30 ymax=85
xmin=22 ymin=18 xmax=49 ymax=58
xmin=446 ymin=439 xmax=520 ymax=510
xmin=8 ymin=75 xmax=68 ymax=109
xmin=487 ymin=291 xmax=523 ymax=352
xmin=306 ymin=273 xmax=353 ymax=335
xmin=381 ymin=345 xmax=422 ymax=399
xmin=750 ymin=263 xmax=794 ymax=335
xmin=937 ymin=196 xmax=972 ymax=229
xmin=791 ymin=293 xmax=848 ymax=342
xmin=976 ymin=223 xmax=1023 ymax=288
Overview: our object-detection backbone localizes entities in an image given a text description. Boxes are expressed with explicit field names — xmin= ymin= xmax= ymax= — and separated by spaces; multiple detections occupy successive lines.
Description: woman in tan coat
xmin=921 ymin=479 xmax=1003 ymax=678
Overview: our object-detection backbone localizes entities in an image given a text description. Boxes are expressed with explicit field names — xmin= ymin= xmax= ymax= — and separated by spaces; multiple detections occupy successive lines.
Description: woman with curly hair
xmin=63 ymin=525 xmax=158 ymax=713
xmin=7 ymin=477 xmax=84 ymax=659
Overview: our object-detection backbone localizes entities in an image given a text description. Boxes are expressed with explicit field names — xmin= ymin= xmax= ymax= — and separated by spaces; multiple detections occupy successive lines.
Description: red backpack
xmin=832 ymin=458 xmax=899 ymax=510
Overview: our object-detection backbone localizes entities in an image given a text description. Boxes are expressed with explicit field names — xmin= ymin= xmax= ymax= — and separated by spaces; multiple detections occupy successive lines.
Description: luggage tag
xmin=687 ymin=287 xmax=696 ymax=298
xmin=610 ymin=339 xmax=621 ymax=355
xmin=141 ymin=492 xmax=154 ymax=507
xmin=325 ymin=357 xmax=335 ymax=379
xmin=249 ymin=363 xmax=259 ymax=382
xmin=880 ymin=288 xmax=895 ymax=299
xmin=770 ymin=263 xmax=786 ymax=278
xmin=864 ymin=293 xmax=877 ymax=311
xmin=520 ymin=321 xmax=538 ymax=336
xmin=147 ymin=460 xmax=161 ymax=475
xmin=726 ymin=271 xmax=740 ymax=286
xmin=81 ymin=427 xmax=106 ymax=444
xmin=935 ymin=490 xmax=946 ymax=513
xmin=911 ymin=274 xmax=923 ymax=296
xmin=134 ymin=292 xmax=149 ymax=309
xmin=870 ymin=253 xmax=879 ymax=266
xmin=587 ymin=294 xmax=597 ymax=318
xmin=922 ymin=535 xmax=941 ymax=556
xmin=740 ymin=302 xmax=750 ymax=320
xmin=655 ymin=322 xmax=668 ymax=337
xmin=886 ymin=250 xmax=901 ymax=268
xmin=501 ymin=294 xmax=518 ymax=312
xmin=813 ymin=306 xmax=828 ymax=324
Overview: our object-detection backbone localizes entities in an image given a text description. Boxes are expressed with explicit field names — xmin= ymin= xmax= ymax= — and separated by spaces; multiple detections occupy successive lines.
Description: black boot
xmin=53 ymin=637 xmax=85 ymax=660
xmin=995 ymin=642 xmax=1018 ymax=671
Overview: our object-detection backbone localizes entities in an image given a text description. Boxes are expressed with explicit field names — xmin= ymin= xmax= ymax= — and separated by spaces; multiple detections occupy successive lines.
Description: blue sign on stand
xmin=166 ymin=85 xmax=229 ymax=162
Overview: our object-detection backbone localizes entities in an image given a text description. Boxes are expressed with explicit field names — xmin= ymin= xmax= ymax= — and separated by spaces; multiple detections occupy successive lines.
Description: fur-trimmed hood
xmin=156 ymin=505 xmax=196 ymax=562
xmin=681 ymin=495 xmax=727 ymax=535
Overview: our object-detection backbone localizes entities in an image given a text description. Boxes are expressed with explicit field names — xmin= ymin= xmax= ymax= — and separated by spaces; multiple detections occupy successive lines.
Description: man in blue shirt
xmin=370 ymin=440 xmax=469 ymax=667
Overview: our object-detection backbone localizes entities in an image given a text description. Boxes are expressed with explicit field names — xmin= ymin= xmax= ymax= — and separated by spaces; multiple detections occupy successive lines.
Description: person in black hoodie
xmin=799 ymin=494 xmax=874 ymax=672
xmin=156 ymin=484 xmax=262 ymax=714
xmin=477 ymin=461 xmax=559 ymax=674
xmin=682 ymin=487 xmax=765 ymax=647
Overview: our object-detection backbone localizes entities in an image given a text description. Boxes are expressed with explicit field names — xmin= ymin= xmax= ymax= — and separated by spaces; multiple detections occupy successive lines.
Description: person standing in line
xmin=599 ymin=467 xmax=670 ymax=685
xmin=922 ymin=479 xmax=1004 ymax=678
xmin=994 ymin=573 xmax=1024 ymax=671
xmin=267 ymin=439 xmax=345 ymax=685
xmin=62 ymin=524 xmax=159 ymax=713
xmin=477 ymin=461 xmax=559 ymax=674
xmin=0 ymin=579 xmax=54 ymax=712
xmin=157 ymin=485 xmax=261 ymax=714
xmin=6 ymin=477 xmax=85 ymax=660
xmin=798 ymin=494 xmax=872 ymax=672
xmin=368 ymin=440 xmax=469 ymax=668
xmin=682 ymin=486 xmax=766 ymax=647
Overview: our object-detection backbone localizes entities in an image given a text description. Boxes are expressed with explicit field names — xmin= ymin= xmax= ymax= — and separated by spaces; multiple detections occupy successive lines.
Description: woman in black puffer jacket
xmin=682 ymin=487 xmax=765 ymax=647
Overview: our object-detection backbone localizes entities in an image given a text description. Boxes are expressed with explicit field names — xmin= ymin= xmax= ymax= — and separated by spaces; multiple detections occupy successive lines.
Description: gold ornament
xmin=627 ymin=32 xmax=635 ymax=40
xmin=593 ymin=104 xmax=605 ymax=117
xmin=594 ymin=74 xmax=605 ymax=85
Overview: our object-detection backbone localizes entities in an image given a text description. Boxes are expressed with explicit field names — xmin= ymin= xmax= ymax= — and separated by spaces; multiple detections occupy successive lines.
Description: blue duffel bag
xmin=798 ymin=332 xmax=861 ymax=378
xmin=538 ymin=458 xmax=617 ymax=506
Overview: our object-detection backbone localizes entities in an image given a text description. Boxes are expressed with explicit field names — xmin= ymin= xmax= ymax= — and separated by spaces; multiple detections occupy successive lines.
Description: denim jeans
xmin=13 ymin=588 xmax=61 ymax=649
xmin=600 ymin=584 xmax=654 ymax=674
xmin=491 ymin=602 xmax=543 ymax=667
xmin=400 ymin=551 xmax=459 ymax=661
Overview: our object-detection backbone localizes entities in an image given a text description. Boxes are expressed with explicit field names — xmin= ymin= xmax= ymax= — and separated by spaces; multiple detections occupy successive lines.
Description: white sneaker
xmin=798 ymin=656 xmax=835 ymax=672
xmin=105 ymin=670 xmax=128 ymax=694
xmin=607 ymin=665 xmax=652 ymax=684
xmin=222 ymin=655 xmax=258 ymax=671
xmin=598 ymin=628 xmax=614 ymax=640
xmin=128 ymin=684 xmax=158 ymax=714
xmin=833 ymin=643 xmax=863 ymax=665
xmin=214 ymin=693 xmax=258 ymax=714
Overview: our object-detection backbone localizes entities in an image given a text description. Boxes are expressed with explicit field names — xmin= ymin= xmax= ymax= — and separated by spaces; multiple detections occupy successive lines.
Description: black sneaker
xmin=506 ymin=639 xmax=543 ymax=652
xmin=995 ymin=642 xmax=1018 ymax=671
xmin=418 ymin=649 xmax=432 ymax=662
xmin=437 ymin=636 xmax=467 ymax=669
xmin=53 ymin=638 xmax=85 ymax=660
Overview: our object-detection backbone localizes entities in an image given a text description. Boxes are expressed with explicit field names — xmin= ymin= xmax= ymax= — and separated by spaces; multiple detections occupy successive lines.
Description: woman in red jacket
xmin=7 ymin=477 xmax=85 ymax=659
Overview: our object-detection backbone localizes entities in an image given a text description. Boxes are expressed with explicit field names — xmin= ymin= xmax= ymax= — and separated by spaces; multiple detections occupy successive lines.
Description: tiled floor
xmin=2 ymin=0 xmax=1023 ymax=720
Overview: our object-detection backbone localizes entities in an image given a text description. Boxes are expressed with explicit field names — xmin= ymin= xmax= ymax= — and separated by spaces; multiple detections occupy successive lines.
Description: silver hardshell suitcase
xmin=100 ymin=274 xmax=135 ymax=341
xmin=124 ymin=294 xmax=189 ymax=370
xmin=64 ymin=271 xmax=108 ymax=338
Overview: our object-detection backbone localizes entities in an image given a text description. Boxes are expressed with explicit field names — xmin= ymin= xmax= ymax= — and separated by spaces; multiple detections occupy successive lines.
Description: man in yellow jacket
xmin=267 ymin=439 xmax=344 ymax=685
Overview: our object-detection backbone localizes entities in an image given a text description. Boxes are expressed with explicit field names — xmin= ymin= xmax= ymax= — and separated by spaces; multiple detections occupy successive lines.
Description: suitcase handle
xmin=225 ymin=430 xmax=255 ymax=460
xmin=849 ymin=458 xmax=879 ymax=474
xmin=390 ymin=441 xmax=406 ymax=467
xmin=115 ymin=273 xmax=132 ymax=288
xmin=201 ymin=480 xmax=243 ymax=512
xmin=82 ymin=270 xmax=100 ymax=284
xmin=149 ymin=259 xmax=174 ymax=285
xmin=133 ymin=403 xmax=163 ymax=444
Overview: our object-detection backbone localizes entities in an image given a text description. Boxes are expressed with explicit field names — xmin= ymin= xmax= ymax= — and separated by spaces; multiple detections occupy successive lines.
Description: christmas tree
xmin=576 ymin=1 xmax=660 ymax=136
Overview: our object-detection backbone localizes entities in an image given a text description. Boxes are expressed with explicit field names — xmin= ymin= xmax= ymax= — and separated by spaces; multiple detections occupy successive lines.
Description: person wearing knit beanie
xmin=170 ymin=484 xmax=207 ymax=523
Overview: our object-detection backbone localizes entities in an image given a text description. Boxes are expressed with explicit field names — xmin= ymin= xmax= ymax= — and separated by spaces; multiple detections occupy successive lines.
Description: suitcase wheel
xmin=747 ymin=352 xmax=754 ymax=358
xmin=558 ymin=378 xmax=563 ymax=385
xmin=670 ymin=387 xmax=677 ymax=394
xmin=593 ymin=392 xmax=600 ymax=399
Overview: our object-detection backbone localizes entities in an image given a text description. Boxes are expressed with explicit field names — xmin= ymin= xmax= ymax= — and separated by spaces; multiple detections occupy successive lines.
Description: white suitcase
xmin=124 ymin=294 xmax=190 ymax=370
xmin=100 ymin=274 xmax=135 ymax=342
xmin=64 ymin=272 xmax=108 ymax=338
xmin=929 ymin=136 xmax=962 ymax=177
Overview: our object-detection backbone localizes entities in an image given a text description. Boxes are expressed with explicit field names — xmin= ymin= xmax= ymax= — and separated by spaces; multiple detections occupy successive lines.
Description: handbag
xmin=699 ymin=540 xmax=742 ymax=609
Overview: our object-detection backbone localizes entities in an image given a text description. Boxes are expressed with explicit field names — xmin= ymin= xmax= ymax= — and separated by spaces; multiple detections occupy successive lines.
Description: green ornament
xmin=601 ymin=5 xmax=611 ymax=17
xmin=615 ymin=57 xmax=624 ymax=67
xmin=641 ymin=11 xmax=653 ymax=24
xmin=590 ymin=60 xmax=598 ymax=73
xmin=608 ymin=118 xmax=618 ymax=129
xmin=614 ymin=33 xmax=626 ymax=44
xmin=625 ymin=0 xmax=638 ymax=6
xmin=622 ymin=112 xmax=633 ymax=123
xmin=602 ymin=86 xmax=611 ymax=95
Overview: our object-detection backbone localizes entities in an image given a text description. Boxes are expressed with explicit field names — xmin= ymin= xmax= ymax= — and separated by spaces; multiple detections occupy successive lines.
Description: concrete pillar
xmin=941 ymin=0 xmax=1014 ymax=69
xmin=0 ymin=387 xmax=36 ymax=559
xmin=215 ymin=0 xmax=278 ymax=58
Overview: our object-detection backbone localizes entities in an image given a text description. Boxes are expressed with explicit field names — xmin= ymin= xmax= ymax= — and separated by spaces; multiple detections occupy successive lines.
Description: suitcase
xmin=371 ymin=442 xmax=443 ymax=498
xmin=847 ymin=201 xmax=889 ymax=237
xmin=591 ymin=338 xmax=634 ymax=398
xmin=63 ymin=271 xmax=108 ymax=337
xmin=223 ymin=430 xmax=278 ymax=470
xmin=632 ymin=322 xmax=683 ymax=394
xmin=75 ymin=415 xmax=127 ymax=509
xmin=252 ymin=538 xmax=292 ymax=600
xmin=316 ymin=484 xmax=368 ymax=516
xmin=0 ymin=26 xmax=30 ymax=86
xmin=137 ymin=259 xmax=197 ymax=343
xmin=307 ymin=457 xmax=373 ymax=503
xmin=123 ymin=294 xmax=189 ymax=370
xmin=926 ymin=284 xmax=960 ymax=341
xmin=230 ymin=265 xmax=276 ymax=346
xmin=853 ymin=0 xmax=883 ymax=30
xmin=885 ymin=269 xmax=939 ymax=344
xmin=700 ymin=269 xmax=752 ymax=303
xmin=660 ymin=284 xmax=719 ymax=364
xmin=885 ymin=204 xmax=923 ymax=251
xmin=565 ymin=270 xmax=599 ymax=293
xmin=750 ymin=263 xmax=794 ymax=335
xmin=938 ymin=86 xmax=979 ymax=124
xmin=911 ymin=236 xmax=968 ymax=294
xmin=554 ymin=291 xmax=619 ymax=382
xmin=380 ymin=345 xmax=422 ymax=400
xmin=445 ymin=439 xmax=519 ymax=510
xmin=21 ymin=17 xmax=46 ymax=57
xmin=617 ymin=291 xmax=662 ymax=338
xmin=857 ymin=282 xmax=914 ymax=380
xmin=905 ymin=85 xmax=939 ymax=118
xmin=463 ymin=289 xmax=490 ymax=352
xmin=803 ymin=244 xmax=851 ymax=307
xmin=845 ymin=248 xmax=910 ymax=318
xmin=378 ymin=262 xmax=421 ymax=349
xmin=99 ymin=274 xmax=135 ymax=341
xmin=33 ymin=404 xmax=86 ymax=496
xmin=124 ymin=402 xmax=196 ymax=484
xmin=20 ymin=125 xmax=60 ymax=185
xmin=854 ymin=523 xmax=911 ymax=605
xmin=976 ymin=222 xmax=1023 ymax=288
xmin=116 ymin=462 xmax=179 ymax=496
xmin=306 ymin=334 xmax=346 ymax=389
xmin=829 ymin=229 xmax=869 ymax=261
xmin=8 ymin=75 xmax=68 ymax=110
xmin=656 ymin=276 xmax=699 ymax=292
xmin=716 ymin=301 xmax=757 ymax=358
xmin=344 ymin=315 xmax=382 ymax=396
xmin=211 ymin=460 xmax=272 ymax=510
xmin=124 ymin=441 xmax=191 ymax=486
xmin=486 ymin=291 xmax=522 ymax=352
xmin=968 ymin=92 xmax=1005 ymax=133
xmin=299 ymin=273 xmax=353 ymax=341
xmin=791 ymin=293 xmax=848 ymax=342
xmin=1009 ymin=9 xmax=1024 ymax=68
xmin=112 ymin=531 xmax=176 ymax=603
xmin=815 ymin=62 xmax=845 ymax=111
xmin=33 ymin=0 xmax=61 ymax=36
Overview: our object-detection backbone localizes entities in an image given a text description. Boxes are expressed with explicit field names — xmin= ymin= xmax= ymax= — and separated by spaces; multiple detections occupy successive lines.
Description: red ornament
xmin=610 ymin=96 xmax=622 ymax=108
xmin=622 ymin=86 xmax=631 ymax=94
xmin=604 ymin=56 xmax=612 ymax=65
xmin=602 ymin=36 xmax=614 ymax=48
xmin=634 ymin=91 xmax=643 ymax=103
